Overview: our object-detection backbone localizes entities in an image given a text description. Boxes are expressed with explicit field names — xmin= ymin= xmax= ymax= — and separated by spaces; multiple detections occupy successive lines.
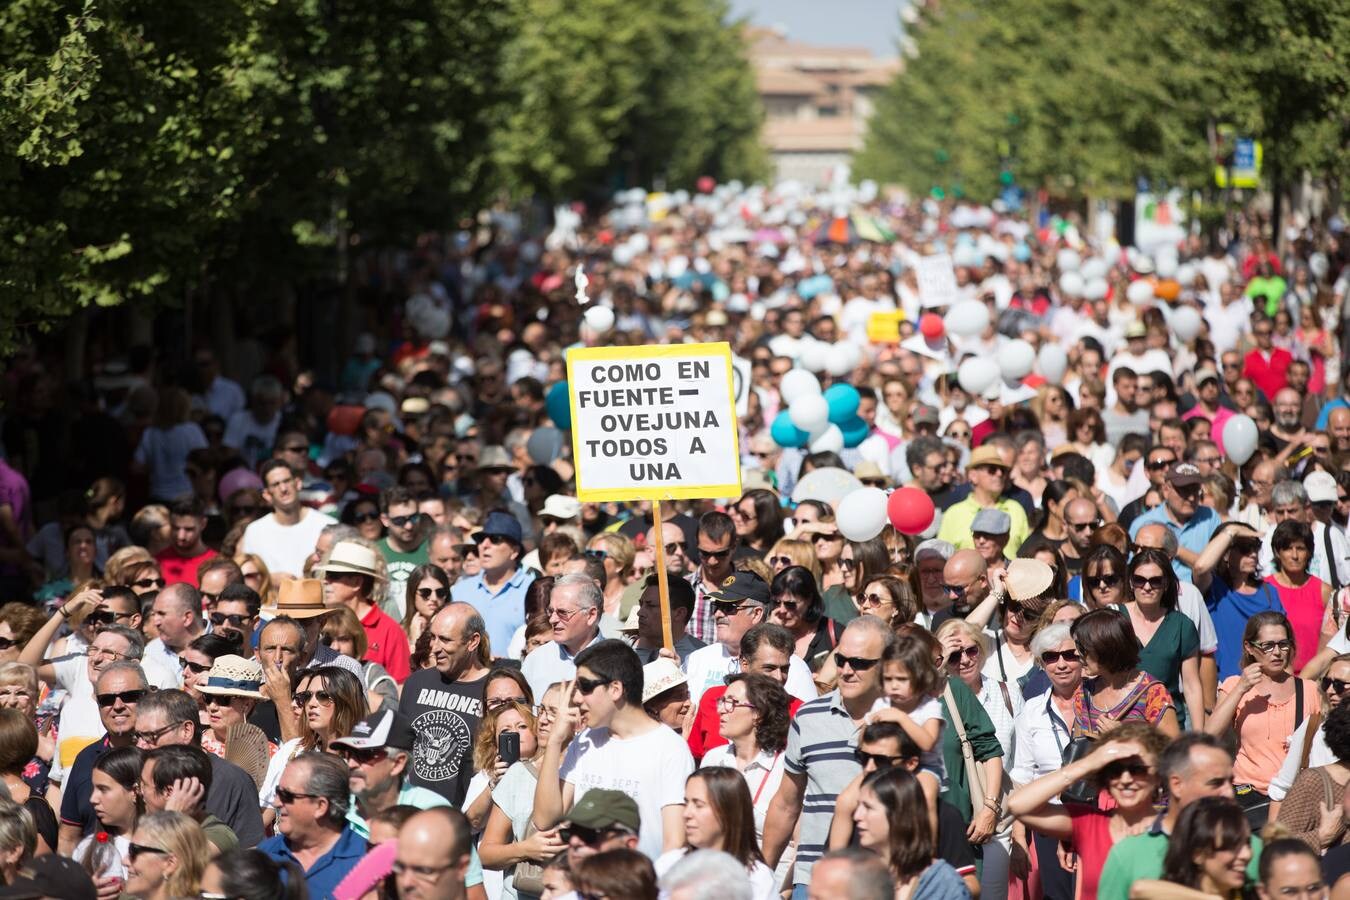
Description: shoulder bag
xmin=943 ymin=683 xmax=1011 ymax=829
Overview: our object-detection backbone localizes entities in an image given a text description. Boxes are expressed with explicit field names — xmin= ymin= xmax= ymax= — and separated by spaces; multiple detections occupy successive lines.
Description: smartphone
xmin=498 ymin=731 xmax=521 ymax=766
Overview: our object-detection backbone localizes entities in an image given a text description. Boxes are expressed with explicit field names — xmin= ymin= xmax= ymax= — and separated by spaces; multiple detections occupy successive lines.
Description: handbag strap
xmin=1319 ymin=766 xmax=1336 ymax=810
xmin=1301 ymin=709 xmax=1324 ymax=772
xmin=943 ymin=683 xmax=969 ymax=743
xmin=1296 ymin=678 xmax=1306 ymax=733
xmin=998 ymin=680 xmax=1014 ymax=717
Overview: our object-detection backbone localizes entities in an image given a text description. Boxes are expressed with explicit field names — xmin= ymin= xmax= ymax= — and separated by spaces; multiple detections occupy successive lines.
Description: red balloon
xmin=887 ymin=486 xmax=936 ymax=535
xmin=919 ymin=313 xmax=945 ymax=340
xmin=697 ymin=176 xmax=716 ymax=194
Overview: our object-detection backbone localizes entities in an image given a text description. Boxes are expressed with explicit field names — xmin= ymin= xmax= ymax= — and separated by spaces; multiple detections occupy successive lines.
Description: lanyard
xmin=752 ymin=751 xmax=782 ymax=805
xmin=1044 ymin=693 xmax=1071 ymax=754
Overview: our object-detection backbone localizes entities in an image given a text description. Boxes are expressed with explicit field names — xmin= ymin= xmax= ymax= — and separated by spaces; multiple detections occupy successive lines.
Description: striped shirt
xmin=784 ymin=690 xmax=864 ymax=885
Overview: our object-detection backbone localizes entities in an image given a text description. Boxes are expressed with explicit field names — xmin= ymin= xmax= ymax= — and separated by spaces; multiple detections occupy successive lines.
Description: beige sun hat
xmin=197 ymin=655 xmax=266 ymax=699
xmin=641 ymin=658 xmax=687 ymax=704
xmin=312 ymin=541 xmax=386 ymax=580
xmin=1005 ymin=558 xmax=1055 ymax=603
xmin=259 ymin=577 xmax=337 ymax=620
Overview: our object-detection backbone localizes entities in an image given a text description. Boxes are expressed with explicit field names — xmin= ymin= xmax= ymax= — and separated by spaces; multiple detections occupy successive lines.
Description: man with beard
xmin=1270 ymin=387 xmax=1308 ymax=452
xmin=331 ymin=709 xmax=449 ymax=838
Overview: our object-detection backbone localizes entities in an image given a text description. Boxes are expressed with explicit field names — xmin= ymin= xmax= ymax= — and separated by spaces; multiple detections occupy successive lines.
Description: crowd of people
xmin=2 ymin=183 xmax=1350 ymax=900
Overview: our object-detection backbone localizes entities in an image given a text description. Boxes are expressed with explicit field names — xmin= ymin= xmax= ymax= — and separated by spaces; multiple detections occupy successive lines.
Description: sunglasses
xmin=711 ymin=599 xmax=753 ymax=615
xmin=1004 ymin=599 xmax=1026 ymax=616
xmin=416 ymin=587 xmax=449 ymax=600
xmin=128 ymin=842 xmax=170 ymax=862
xmin=839 ymin=558 xmax=857 ymax=570
xmin=132 ymin=577 xmax=166 ymax=590
xmin=854 ymin=749 xmax=906 ymax=769
xmin=335 ymin=745 xmax=389 ymax=765
xmin=179 ymin=658 xmax=212 ymax=675
xmin=1068 ymin=520 xmax=1099 ymax=532
xmin=1100 ymin=759 xmax=1154 ymax=781
xmin=292 ymin=690 xmax=335 ymax=706
xmin=833 ymin=653 xmax=881 ymax=671
xmin=274 ymin=787 xmax=318 ymax=805
xmin=698 ymin=547 xmax=731 ymax=561
xmin=1248 ymin=639 xmax=1292 ymax=654
xmin=574 ymin=675 xmax=613 ymax=695
xmin=1041 ymin=649 xmax=1081 ymax=665
xmin=943 ymin=583 xmax=969 ymax=598
xmin=583 ymin=548 xmax=608 ymax=560
xmin=209 ymin=612 xmax=250 ymax=628
xmin=96 ymin=689 xmax=145 ymax=708
xmin=768 ymin=555 xmax=793 ymax=568
xmin=1131 ymin=574 xmax=1165 ymax=592
xmin=84 ymin=610 xmax=124 ymax=628
xmin=1086 ymin=575 xmax=1120 ymax=590
xmin=559 ymin=824 xmax=629 ymax=846
xmin=860 ymin=591 xmax=893 ymax=609
xmin=0 ymin=636 xmax=15 ymax=651
xmin=389 ymin=513 xmax=422 ymax=529
xmin=352 ymin=511 xmax=380 ymax=524
xmin=1146 ymin=459 xmax=1174 ymax=470
xmin=945 ymin=645 xmax=980 ymax=666
xmin=1322 ymin=677 xmax=1350 ymax=695
xmin=768 ymin=596 xmax=800 ymax=610
xmin=230 ymin=504 xmax=261 ymax=517
xmin=486 ymin=695 xmax=528 ymax=711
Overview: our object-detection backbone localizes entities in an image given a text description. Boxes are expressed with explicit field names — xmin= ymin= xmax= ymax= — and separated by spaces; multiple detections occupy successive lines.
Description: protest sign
xmin=567 ymin=343 xmax=742 ymax=502
xmin=917 ymin=253 xmax=960 ymax=308
xmin=866 ymin=310 xmax=905 ymax=343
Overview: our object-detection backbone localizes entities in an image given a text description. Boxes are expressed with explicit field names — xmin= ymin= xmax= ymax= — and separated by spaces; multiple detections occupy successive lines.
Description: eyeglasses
xmin=942 ymin=583 xmax=969 ymax=598
xmin=1041 ymin=649 xmax=1081 ymax=665
xmin=210 ymin=612 xmax=250 ymax=628
xmin=717 ymin=696 xmax=756 ymax=713
xmin=179 ymin=657 xmax=212 ymax=675
xmin=134 ymin=722 xmax=182 ymax=745
xmin=335 ymin=745 xmax=389 ymax=765
xmin=1085 ymin=575 xmax=1120 ymax=590
xmin=389 ymin=513 xmax=422 ymax=529
xmin=128 ymin=842 xmax=170 ymax=862
xmin=352 ymin=511 xmax=381 ymax=524
xmin=833 ymin=653 xmax=881 ymax=672
xmin=132 ymin=577 xmax=166 ymax=590
xmin=1322 ymin=677 xmax=1350 ymax=695
xmin=1131 ymin=574 xmax=1165 ymax=593
xmin=292 ymin=690 xmax=335 ymax=706
xmin=96 ymin=689 xmax=145 ymax=708
xmin=486 ymin=695 xmax=528 ymax=711
xmin=1248 ymin=639 xmax=1293 ymax=654
xmin=89 ymin=646 xmax=129 ymax=663
xmin=854 ymin=749 xmax=906 ymax=769
xmin=547 ymin=607 xmax=582 ymax=622
xmin=1100 ymin=759 xmax=1154 ymax=781
xmin=416 ymin=587 xmax=449 ymax=600
xmin=274 ymin=787 xmax=319 ymax=805
xmin=574 ymin=675 xmax=613 ymax=695
xmin=945 ymin=645 xmax=980 ymax=666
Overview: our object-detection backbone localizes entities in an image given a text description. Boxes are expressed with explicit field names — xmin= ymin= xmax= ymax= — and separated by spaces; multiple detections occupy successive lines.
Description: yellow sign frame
xmin=566 ymin=341 xmax=743 ymax=502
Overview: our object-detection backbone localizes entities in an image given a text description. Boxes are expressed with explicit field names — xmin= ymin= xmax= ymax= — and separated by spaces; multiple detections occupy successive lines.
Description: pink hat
xmin=218 ymin=467 xmax=264 ymax=504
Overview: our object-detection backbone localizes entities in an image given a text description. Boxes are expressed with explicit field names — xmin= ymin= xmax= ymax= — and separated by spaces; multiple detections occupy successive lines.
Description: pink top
xmin=1266 ymin=575 xmax=1325 ymax=673
xmin=1069 ymin=805 xmax=1117 ymax=900
xmin=333 ymin=839 xmax=397 ymax=900
xmin=1219 ymin=674 xmax=1321 ymax=793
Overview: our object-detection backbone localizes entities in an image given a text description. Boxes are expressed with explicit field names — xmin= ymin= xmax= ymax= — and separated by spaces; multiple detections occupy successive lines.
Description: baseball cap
xmin=1166 ymin=461 xmax=1204 ymax=488
xmin=708 ymin=571 xmax=770 ymax=606
xmin=0 ymin=857 xmax=96 ymax=900
xmin=563 ymin=789 xmax=641 ymax=834
xmin=971 ymin=509 xmax=1012 ymax=535
xmin=330 ymin=709 xmax=416 ymax=753
xmin=540 ymin=495 xmax=582 ymax=520
xmin=1305 ymin=471 xmax=1338 ymax=504
xmin=911 ymin=404 xmax=940 ymax=427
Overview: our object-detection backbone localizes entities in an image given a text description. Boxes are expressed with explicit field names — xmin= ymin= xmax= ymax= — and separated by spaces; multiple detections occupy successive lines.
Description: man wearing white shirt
xmin=683 ymin=571 xmax=816 ymax=708
xmin=521 ymin=574 xmax=605 ymax=699
xmin=145 ymin=583 xmax=205 ymax=687
xmin=242 ymin=458 xmax=336 ymax=578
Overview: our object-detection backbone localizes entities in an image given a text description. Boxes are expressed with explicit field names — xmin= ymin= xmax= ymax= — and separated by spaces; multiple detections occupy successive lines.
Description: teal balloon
xmin=546 ymin=381 xmax=572 ymax=430
xmin=824 ymin=383 xmax=861 ymax=425
xmin=840 ymin=415 xmax=869 ymax=448
xmin=771 ymin=411 xmax=810 ymax=448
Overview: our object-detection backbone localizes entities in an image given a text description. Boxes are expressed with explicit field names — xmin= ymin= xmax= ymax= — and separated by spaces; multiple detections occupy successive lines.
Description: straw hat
xmin=260 ymin=577 xmax=337 ymax=620
xmin=641 ymin=658 xmax=687 ymax=704
xmin=197 ymin=655 xmax=266 ymax=699
xmin=312 ymin=541 xmax=386 ymax=580
xmin=1005 ymin=558 xmax=1055 ymax=602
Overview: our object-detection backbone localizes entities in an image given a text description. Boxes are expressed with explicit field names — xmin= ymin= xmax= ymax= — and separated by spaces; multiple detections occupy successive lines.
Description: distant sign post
xmin=916 ymin=253 xmax=960 ymax=308
xmin=568 ymin=342 xmax=742 ymax=648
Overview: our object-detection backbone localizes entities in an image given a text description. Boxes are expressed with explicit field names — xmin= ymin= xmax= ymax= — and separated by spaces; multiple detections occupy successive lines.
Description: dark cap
xmin=330 ymin=709 xmax=416 ymax=752
xmin=473 ymin=510 xmax=524 ymax=546
xmin=708 ymin=571 xmax=770 ymax=606
xmin=911 ymin=404 xmax=940 ymax=427
xmin=563 ymin=788 xmax=641 ymax=833
xmin=1167 ymin=461 xmax=1203 ymax=488
xmin=0 ymin=857 xmax=96 ymax=900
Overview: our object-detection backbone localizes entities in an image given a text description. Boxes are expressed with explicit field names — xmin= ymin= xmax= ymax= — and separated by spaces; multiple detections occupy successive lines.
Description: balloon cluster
xmin=795 ymin=340 xmax=863 ymax=378
xmin=835 ymin=484 xmax=937 ymax=542
xmin=771 ymin=371 xmax=867 ymax=452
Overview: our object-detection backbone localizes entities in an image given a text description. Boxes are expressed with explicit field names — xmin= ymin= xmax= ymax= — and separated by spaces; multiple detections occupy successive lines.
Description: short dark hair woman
xmin=732 ymin=489 xmax=784 ymax=557
xmin=1265 ymin=518 xmax=1329 ymax=675
xmin=1070 ymin=608 xmax=1179 ymax=737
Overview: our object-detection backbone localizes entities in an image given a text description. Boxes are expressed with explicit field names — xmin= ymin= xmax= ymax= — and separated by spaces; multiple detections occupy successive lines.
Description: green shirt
xmin=939 ymin=677 xmax=1004 ymax=824
xmin=1130 ymin=607 xmax=1198 ymax=728
xmin=1098 ymin=826 xmax=1262 ymax=900
xmin=937 ymin=496 xmax=1031 ymax=555
xmin=821 ymin=585 xmax=859 ymax=625
xmin=378 ymin=538 xmax=429 ymax=620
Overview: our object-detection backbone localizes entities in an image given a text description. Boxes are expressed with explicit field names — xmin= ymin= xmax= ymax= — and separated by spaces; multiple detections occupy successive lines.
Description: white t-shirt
xmin=559 ymin=724 xmax=694 ymax=860
xmin=223 ymin=411 xmax=281 ymax=467
xmin=241 ymin=509 xmax=336 ymax=579
xmin=683 ymin=642 xmax=817 ymax=709
xmin=699 ymin=744 xmax=786 ymax=840
xmin=134 ymin=423 xmax=207 ymax=500
xmin=868 ymin=695 xmax=946 ymax=783
xmin=655 ymin=847 xmax=777 ymax=900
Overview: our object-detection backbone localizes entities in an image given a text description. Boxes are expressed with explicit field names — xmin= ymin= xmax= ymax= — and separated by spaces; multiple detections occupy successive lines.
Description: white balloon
xmin=1084 ymin=277 xmax=1109 ymax=300
xmin=1080 ymin=258 xmax=1109 ymax=281
xmin=958 ymin=357 xmax=1000 ymax=395
xmin=1059 ymin=271 xmax=1085 ymax=298
xmin=1056 ymin=249 xmax=1081 ymax=272
xmin=789 ymin=394 xmax=830 ymax=433
xmin=824 ymin=344 xmax=855 ymax=377
xmin=1038 ymin=344 xmax=1069 ymax=383
xmin=779 ymin=369 xmax=822 ymax=404
xmin=1175 ymin=262 xmax=1196 ymax=286
xmin=1224 ymin=414 xmax=1259 ymax=466
xmin=1155 ymin=252 xmax=1179 ymax=279
xmin=583 ymin=305 xmax=615 ymax=334
xmin=997 ymin=339 xmax=1037 ymax=380
xmin=800 ymin=341 xmax=830 ymax=373
xmin=1171 ymin=306 xmax=1204 ymax=343
xmin=836 ymin=487 xmax=890 ymax=542
xmin=808 ymin=423 xmax=844 ymax=454
xmin=945 ymin=300 xmax=990 ymax=338
xmin=1126 ymin=280 xmax=1155 ymax=305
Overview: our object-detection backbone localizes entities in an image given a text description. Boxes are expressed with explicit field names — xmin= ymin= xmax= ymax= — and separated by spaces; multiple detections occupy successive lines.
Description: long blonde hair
xmin=233 ymin=552 xmax=276 ymax=606
xmin=136 ymin=811 xmax=209 ymax=897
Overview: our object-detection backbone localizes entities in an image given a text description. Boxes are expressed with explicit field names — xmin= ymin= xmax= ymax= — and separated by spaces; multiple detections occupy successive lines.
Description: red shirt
xmin=686 ymin=683 xmax=803 ymax=762
xmin=1242 ymin=347 xmax=1293 ymax=400
xmin=360 ymin=604 xmax=412 ymax=683
xmin=155 ymin=547 xmax=217 ymax=588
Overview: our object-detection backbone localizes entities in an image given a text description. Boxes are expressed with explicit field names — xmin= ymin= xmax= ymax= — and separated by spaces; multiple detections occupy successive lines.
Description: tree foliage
xmin=857 ymin=0 xmax=1350 ymax=201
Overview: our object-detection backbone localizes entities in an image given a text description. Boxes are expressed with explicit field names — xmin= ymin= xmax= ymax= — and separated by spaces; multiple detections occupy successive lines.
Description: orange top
xmin=1219 ymin=675 xmax=1321 ymax=794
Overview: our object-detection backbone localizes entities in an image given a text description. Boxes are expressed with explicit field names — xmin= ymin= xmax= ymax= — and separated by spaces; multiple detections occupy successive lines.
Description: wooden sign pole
xmin=652 ymin=498 xmax=675 ymax=652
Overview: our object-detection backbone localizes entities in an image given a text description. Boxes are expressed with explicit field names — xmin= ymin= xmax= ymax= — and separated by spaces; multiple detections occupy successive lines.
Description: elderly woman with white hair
xmin=1009 ymin=622 xmax=1086 ymax=900
xmin=909 ymin=539 xmax=955 ymax=630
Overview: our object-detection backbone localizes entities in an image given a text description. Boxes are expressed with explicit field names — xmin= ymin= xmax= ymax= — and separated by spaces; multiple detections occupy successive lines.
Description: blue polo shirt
xmin=258 ymin=825 xmax=366 ymax=898
xmin=451 ymin=566 xmax=536 ymax=655
xmin=1128 ymin=504 xmax=1221 ymax=581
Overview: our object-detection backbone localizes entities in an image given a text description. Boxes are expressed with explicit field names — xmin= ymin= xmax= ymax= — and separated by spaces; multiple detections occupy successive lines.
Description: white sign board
xmin=917 ymin=252 xmax=960 ymax=308
xmin=567 ymin=343 xmax=742 ymax=501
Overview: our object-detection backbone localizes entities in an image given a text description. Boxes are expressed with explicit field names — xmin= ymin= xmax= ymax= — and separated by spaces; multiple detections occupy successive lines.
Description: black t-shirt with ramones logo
xmin=396 ymin=669 xmax=486 ymax=805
